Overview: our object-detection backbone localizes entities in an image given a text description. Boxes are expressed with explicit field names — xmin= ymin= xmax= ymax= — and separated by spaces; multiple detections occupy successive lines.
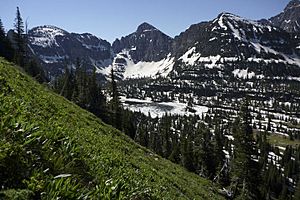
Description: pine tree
xmin=0 ymin=19 xmax=5 ymax=39
xmin=231 ymin=100 xmax=261 ymax=200
xmin=181 ymin=135 xmax=194 ymax=172
xmin=74 ymin=59 xmax=89 ymax=108
xmin=59 ymin=64 xmax=75 ymax=100
xmin=0 ymin=18 xmax=14 ymax=61
xmin=214 ymin=124 xmax=229 ymax=186
xmin=13 ymin=7 xmax=26 ymax=66
xmin=88 ymin=67 xmax=107 ymax=121
xmin=160 ymin=114 xmax=172 ymax=158
xmin=194 ymin=124 xmax=216 ymax=179
xmin=109 ymin=66 xmax=122 ymax=130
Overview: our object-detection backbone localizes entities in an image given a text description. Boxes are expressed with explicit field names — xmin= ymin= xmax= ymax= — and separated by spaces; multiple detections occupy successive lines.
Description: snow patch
xmin=124 ymin=56 xmax=175 ymax=79
xmin=101 ymin=50 xmax=175 ymax=79
xmin=218 ymin=14 xmax=228 ymax=30
xmin=209 ymin=37 xmax=217 ymax=42
xmin=232 ymin=68 xmax=255 ymax=79
xmin=179 ymin=47 xmax=201 ymax=65
xmin=121 ymin=97 xmax=209 ymax=118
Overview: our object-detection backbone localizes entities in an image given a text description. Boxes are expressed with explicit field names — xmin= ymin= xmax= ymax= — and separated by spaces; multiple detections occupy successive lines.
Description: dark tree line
xmin=53 ymin=63 xmax=132 ymax=134
xmin=53 ymin=59 xmax=107 ymax=122
xmin=0 ymin=7 xmax=46 ymax=82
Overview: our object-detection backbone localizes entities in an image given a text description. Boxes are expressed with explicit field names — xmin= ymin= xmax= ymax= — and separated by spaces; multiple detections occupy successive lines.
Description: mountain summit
xmin=284 ymin=0 xmax=300 ymax=11
xmin=112 ymin=22 xmax=172 ymax=62
xmin=269 ymin=0 xmax=300 ymax=32
xmin=136 ymin=22 xmax=158 ymax=33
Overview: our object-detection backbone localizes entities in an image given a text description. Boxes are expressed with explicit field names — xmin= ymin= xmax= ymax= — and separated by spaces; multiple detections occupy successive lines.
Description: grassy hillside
xmin=0 ymin=58 xmax=223 ymax=199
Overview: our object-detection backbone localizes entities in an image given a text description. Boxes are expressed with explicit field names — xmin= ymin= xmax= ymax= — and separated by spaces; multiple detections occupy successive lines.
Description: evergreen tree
xmin=121 ymin=109 xmax=136 ymax=139
xmin=59 ymin=64 xmax=75 ymax=100
xmin=194 ymin=124 xmax=216 ymax=179
xmin=181 ymin=135 xmax=194 ymax=172
xmin=75 ymin=60 xmax=88 ymax=107
xmin=160 ymin=114 xmax=172 ymax=158
xmin=109 ymin=66 xmax=122 ymax=130
xmin=0 ymin=18 xmax=14 ymax=61
xmin=214 ymin=124 xmax=229 ymax=186
xmin=13 ymin=7 xmax=25 ymax=66
xmin=0 ymin=19 xmax=5 ymax=39
xmin=25 ymin=58 xmax=47 ymax=83
xmin=231 ymin=100 xmax=261 ymax=200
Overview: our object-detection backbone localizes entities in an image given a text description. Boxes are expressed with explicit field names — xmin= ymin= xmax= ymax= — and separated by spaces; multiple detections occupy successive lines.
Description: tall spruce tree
xmin=0 ymin=19 xmax=5 ymax=39
xmin=88 ymin=67 xmax=107 ymax=121
xmin=194 ymin=124 xmax=216 ymax=179
xmin=231 ymin=100 xmax=261 ymax=200
xmin=181 ymin=135 xmax=194 ymax=172
xmin=13 ymin=7 xmax=25 ymax=66
xmin=109 ymin=66 xmax=122 ymax=130
xmin=160 ymin=114 xmax=172 ymax=158
xmin=214 ymin=123 xmax=229 ymax=186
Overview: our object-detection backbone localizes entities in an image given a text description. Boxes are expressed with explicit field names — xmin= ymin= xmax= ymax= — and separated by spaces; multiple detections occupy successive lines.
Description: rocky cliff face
xmin=112 ymin=22 xmax=172 ymax=62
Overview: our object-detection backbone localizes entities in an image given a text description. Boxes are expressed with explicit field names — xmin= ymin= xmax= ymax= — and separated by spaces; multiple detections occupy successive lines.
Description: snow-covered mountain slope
xmin=101 ymin=49 xmax=175 ymax=79
xmin=28 ymin=25 xmax=113 ymax=78
xmin=171 ymin=12 xmax=300 ymax=78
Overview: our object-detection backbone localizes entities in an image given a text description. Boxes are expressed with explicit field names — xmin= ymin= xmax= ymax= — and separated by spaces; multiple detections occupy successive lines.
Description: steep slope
xmin=28 ymin=25 xmax=113 ymax=79
xmin=269 ymin=0 xmax=300 ymax=32
xmin=0 ymin=58 xmax=223 ymax=199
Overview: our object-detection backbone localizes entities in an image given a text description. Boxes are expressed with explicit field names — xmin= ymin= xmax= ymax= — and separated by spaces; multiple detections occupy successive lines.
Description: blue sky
xmin=0 ymin=0 xmax=291 ymax=42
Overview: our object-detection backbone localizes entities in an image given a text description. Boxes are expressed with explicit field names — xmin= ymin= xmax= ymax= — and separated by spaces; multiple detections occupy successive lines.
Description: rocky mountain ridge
xmin=26 ymin=1 xmax=300 ymax=80
xmin=28 ymin=25 xmax=113 ymax=78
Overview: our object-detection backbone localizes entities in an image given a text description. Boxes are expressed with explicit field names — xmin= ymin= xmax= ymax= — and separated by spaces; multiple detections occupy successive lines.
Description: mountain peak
xmin=218 ymin=12 xmax=235 ymax=17
xmin=284 ymin=0 xmax=300 ymax=11
xmin=30 ymin=25 xmax=68 ymax=36
xmin=136 ymin=22 xmax=157 ymax=33
xmin=215 ymin=12 xmax=261 ymax=29
xmin=269 ymin=0 xmax=300 ymax=32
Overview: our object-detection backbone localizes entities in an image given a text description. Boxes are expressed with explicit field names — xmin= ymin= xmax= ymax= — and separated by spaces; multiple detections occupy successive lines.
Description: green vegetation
xmin=0 ymin=57 xmax=223 ymax=199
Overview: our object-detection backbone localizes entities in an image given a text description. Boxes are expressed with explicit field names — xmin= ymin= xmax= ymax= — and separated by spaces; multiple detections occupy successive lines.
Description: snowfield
xmin=121 ymin=97 xmax=209 ymax=118
xmin=232 ymin=68 xmax=255 ymax=79
xmin=124 ymin=55 xmax=175 ymax=79
xmin=101 ymin=50 xmax=175 ymax=79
